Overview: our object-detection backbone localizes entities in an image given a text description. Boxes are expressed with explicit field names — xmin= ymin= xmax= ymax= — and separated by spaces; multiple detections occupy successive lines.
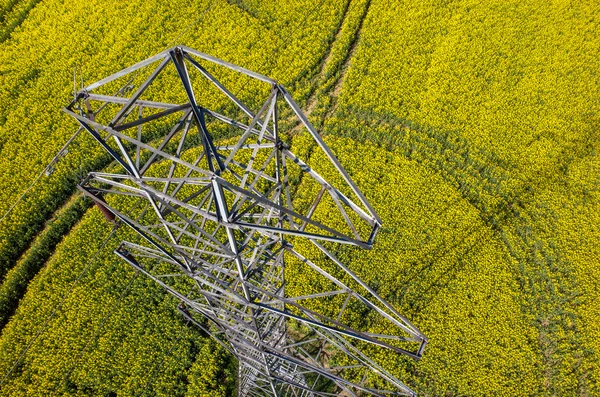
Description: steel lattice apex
xmin=64 ymin=46 xmax=427 ymax=397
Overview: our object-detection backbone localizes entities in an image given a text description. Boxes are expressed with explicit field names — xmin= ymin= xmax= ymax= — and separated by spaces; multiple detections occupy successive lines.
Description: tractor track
xmin=326 ymin=107 xmax=595 ymax=395
xmin=301 ymin=0 xmax=371 ymax=129
xmin=290 ymin=0 xmax=372 ymax=201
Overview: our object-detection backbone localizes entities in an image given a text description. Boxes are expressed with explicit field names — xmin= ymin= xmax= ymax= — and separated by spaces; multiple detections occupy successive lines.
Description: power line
xmin=52 ymin=270 xmax=140 ymax=396
xmin=164 ymin=0 xmax=218 ymax=50
xmin=0 ymin=127 xmax=82 ymax=225
xmin=52 ymin=230 xmax=171 ymax=395
xmin=138 ymin=313 xmax=190 ymax=396
xmin=0 ymin=226 xmax=117 ymax=387
xmin=231 ymin=0 xmax=327 ymax=95
xmin=0 ymin=169 xmax=44 ymax=224
xmin=0 ymin=198 xmax=151 ymax=389
xmin=117 ymin=0 xmax=217 ymax=90
xmin=0 ymin=76 xmax=135 ymax=227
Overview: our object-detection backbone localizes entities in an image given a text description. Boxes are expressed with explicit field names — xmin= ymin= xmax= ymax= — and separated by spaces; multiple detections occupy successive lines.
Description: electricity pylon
xmin=64 ymin=46 xmax=427 ymax=397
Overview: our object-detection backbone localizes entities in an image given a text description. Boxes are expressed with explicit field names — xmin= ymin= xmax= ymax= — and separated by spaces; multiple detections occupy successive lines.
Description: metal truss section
xmin=64 ymin=46 xmax=427 ymax=397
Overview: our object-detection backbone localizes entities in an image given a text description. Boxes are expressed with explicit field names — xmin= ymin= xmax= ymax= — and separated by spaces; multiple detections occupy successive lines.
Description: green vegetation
xmin=0 ymin=0 xmax=599 ymax=396
xmin=0 ymin=209 xmax=231 ymax=396
xmin=0 ymin=194 xmax=90 ymax=328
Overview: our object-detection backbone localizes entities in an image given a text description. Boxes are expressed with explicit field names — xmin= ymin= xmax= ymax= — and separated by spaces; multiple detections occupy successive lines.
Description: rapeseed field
xmin=0 ymin=0 xmax=598 ymax=395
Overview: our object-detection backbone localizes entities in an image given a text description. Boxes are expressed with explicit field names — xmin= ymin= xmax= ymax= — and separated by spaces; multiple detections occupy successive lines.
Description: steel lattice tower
xmin=64 ymin=46 xmax=427 ymax=397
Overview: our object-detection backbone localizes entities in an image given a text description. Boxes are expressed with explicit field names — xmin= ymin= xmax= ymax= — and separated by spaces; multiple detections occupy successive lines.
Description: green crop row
xmin=0 ymin=206 xmax=229 ymax=396
xmin=0 ymin=0 xmax=40 ymax=42
xmin=0 ymin=194 xmax=90 ymax=328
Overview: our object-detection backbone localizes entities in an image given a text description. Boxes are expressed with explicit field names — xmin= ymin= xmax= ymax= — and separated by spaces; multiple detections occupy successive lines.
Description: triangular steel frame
xmin=63 ymin=46 xmax=427 ymax=397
